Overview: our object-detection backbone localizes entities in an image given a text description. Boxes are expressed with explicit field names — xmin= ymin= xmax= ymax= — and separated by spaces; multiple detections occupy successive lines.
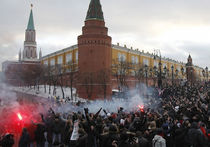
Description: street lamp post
xmin=153 ymin=66 xmax=157 ymax=86
xmin=205 ymin=67 xmax=208 ymax=81
xmin=154 ymin=49 xmax=162 ymax=88
xmin=149 ymin=68 xmax=153 ymax=78
xmin=171 ymin=65 xmax=174 ymax=86
xmin=202 ymin=69 xmax=205 ymax=82
xmin=145 ymin=65 xmax=148 ymax=86
xmin=163 ymin=66 xmax=167 ymax=87
xmin=181 ymin=67 xmax=184 ymax=76
xmin=190 ymin=68 xmax=193 ymax=87
xmin=158 ymin=61 xmax=162 ymax=88
xmin=175 ymin=69 xmax=179 ymax=85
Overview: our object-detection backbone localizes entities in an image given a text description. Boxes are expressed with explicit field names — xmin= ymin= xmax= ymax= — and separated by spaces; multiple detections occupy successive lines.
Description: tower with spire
xmin=78 ymin=0 xmax=112 ymax=99
xmin=186 ymin=54 xmax=195 ymax=85
xmin=39 ymin=48 xmax=42 ymax=59
xmin=18 ymin=49 xmax=21 ymax=61
xmin=22 ymin=4 xmax=37 ymax=61
xmin=187 ymin=54 xmax=192 ymax=66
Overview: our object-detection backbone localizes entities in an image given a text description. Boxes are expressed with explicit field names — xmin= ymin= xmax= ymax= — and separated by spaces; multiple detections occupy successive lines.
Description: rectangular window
xmin=118 ymin=52 xmax=126 ymax=62
xmin=143 ymin=58 xmax=149 ymax=66
xmin=154 ymin=61 xmax=159 ymax=67
xmin=163 ymin=63 xmax=167 ymax=68
xmin=44 ymin=60 xmax=48 ymax=65
xmin=76 ymin=51 xmax=78 ymax=62
xmin=123 ymin=54 xmax=126 ymax=61
xmin=135 ymin=57 xmax=138 ymax=64
xmin=66 ymin=53 xmax=72 ymax=64
xmin=50 ymin=58 xmax=55 ymax=66
xmin=118 ymin=53 xmax=121 ymax=61
xmin=132 ymin=56 xmax=138 ymax=64
xmin=132 ymin=56 xmax=135 ymax=64
xmin=57 ymin=55 xmax=63 ymax=65
xmin=176 ymin=65 xmax=180 ymax=71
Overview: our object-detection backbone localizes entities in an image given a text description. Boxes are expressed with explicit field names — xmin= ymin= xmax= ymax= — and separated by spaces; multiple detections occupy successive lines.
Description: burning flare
xmin=17 ymin=113 xmax=22 ymax=120
xmin=138 ymin=105 xmax=144 ymax=112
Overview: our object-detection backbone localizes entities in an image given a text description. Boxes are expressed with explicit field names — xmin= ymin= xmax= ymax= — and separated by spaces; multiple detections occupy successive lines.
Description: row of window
xmin=117 ymin=53 xmax=183 ymax=71
xmin=44 ymin=51 xmax=78 ymax=66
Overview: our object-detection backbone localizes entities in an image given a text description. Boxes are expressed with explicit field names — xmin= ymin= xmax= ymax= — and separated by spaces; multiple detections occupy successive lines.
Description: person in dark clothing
xmin=34 ymin=124 xmax=46 ymax=147
xmin=136 ymin=131 xmax=149 ymax=147
xmin=174 ymin=127 xmax=188 ymax=147
xmin=52 ymin=115 xmax=64 ymax=145
xmin=18 ymin=128 xmax=30 ymax=147
xmin=3 ymin=82 xmax=209 ymax=147
xmin=63 ymin=120 xmax=73 ymax=146
xmin=40 ymin=113 xmax=53 ymax=146
xmin=101 ymin=125 xmax=120 ymax=147
xmin=185 ymin=122 xmax=208 ymax=147
xmin=0 ymin=134 xmax=14 ymax=147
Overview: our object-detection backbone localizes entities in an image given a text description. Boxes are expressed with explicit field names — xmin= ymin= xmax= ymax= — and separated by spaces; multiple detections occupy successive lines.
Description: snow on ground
xmin=11 ymin=85 xmax=87 ymax=103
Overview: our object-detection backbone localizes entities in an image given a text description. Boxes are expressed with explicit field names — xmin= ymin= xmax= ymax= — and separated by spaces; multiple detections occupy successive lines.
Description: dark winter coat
xmin=185 ymin=123 xmax=208 ymax=147
xmin=138 ymin=136 xmax=150 ymax=147
xmin=18 ymin=132 xmax=30 ymax=147
xmin=174 ymin=128 xmax=188 ymax=147
xmin=0 ymin=134 xmax=14 ymax=147
xmin=101 ymin=133 xmax=120 ymax=147
xmin=34 ymin=124 xmax=46 ymax=143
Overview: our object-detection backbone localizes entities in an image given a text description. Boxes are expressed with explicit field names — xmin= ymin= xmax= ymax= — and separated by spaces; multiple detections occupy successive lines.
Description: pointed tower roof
xmin=27 ymin=4 xmax=35 ymax=30
xmin=86 ymin=0 xmax=104 ymax=21
xmin=188 ymin=54 xmax=192 ymax=59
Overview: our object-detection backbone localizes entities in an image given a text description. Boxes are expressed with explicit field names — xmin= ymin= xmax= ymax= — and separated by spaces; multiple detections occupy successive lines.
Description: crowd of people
xmin=0 ymin=82 xmax=210 ymax=147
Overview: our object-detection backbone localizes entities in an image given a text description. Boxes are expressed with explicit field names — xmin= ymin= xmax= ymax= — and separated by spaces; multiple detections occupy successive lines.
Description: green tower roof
xmin=27 ymin=9 xmax=35 ymax=30
xmin=86 ymin=0 xmax=104 ymax=21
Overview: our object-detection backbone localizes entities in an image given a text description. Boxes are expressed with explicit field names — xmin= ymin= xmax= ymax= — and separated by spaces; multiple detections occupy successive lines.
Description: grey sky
xmin=0 ymin=0 xmax=210 ymax=71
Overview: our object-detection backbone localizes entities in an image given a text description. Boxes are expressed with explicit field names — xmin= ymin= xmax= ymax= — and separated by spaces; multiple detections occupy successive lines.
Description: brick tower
xmin=186 ymin=54 xmax=195 ymax=85
xmin=78 ymin=0 xmax=112 ymax=100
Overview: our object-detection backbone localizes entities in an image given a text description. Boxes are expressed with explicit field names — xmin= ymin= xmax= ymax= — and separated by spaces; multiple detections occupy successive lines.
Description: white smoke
xmin=0 ymin=83 xmax=19 ymax=110
xmin=55 ymin=83 xmax=161 ymax=114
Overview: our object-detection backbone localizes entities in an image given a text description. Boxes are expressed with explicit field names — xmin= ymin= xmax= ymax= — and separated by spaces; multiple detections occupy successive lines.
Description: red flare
xmin=138 ymin=105 xmax=144 ymax=112
xmin=17 ymin=113 xmax=22 ymax=120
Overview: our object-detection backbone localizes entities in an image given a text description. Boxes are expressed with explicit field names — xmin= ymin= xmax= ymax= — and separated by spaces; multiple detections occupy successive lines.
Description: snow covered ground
xmin=11 ymin=85 xmax=87 ymax=103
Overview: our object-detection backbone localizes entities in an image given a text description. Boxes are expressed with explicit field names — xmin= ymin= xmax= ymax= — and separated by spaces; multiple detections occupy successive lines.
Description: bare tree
xmin=41 ymin=65 xmax=49 ymax=93
xmin=112 ymin=59 xmax=132 ymax=92
xmin=97 ymin=69 xmax=110 ymax=99
xmin=54 ymin=64 xmax=65 ymax=99
xmin=46 ymin=65 xmax=53 ymax=95
xmin=134 ymin=64 xmax=145 ymax=87
xmin=66 ymin=61 xmax=78 ymax=100
xmin=17 ymin=63 xmax=43 ymax=88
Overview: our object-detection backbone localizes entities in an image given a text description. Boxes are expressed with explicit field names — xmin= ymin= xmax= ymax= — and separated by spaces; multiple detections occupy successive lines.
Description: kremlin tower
xmin=78 ymin=0 xmax=112 ymax=99
xmin=186 ymin=54 xmax=195 ymax=84
xmin=21 ymin=4 xmax=38 ymax=61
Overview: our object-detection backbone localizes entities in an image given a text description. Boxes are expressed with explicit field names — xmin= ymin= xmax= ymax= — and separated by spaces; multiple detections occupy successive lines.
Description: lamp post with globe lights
xmin=205 ymin=67 xmax=208 ymax=81
xmin=171 ymin=65 xmax=174 ymax=86
xmin=154 ymin=49 xmax=162 ymax=88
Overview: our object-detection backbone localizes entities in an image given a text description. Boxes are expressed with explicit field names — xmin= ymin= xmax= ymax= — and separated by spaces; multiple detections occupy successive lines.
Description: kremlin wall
xmin=2 ymin=0 xmax=209 ymax=100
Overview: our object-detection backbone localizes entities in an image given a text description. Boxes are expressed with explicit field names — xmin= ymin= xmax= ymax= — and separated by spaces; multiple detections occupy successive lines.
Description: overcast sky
xmin=0 ymin=0 xmax=210 ymax=71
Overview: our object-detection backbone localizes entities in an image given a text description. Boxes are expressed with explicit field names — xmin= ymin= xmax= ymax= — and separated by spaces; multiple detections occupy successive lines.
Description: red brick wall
xmin=78 ymin=20 xmax=112 ymax=100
